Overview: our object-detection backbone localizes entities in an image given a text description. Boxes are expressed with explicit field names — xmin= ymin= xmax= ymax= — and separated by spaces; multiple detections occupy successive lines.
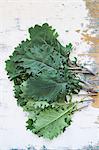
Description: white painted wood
xmin=0 ymin=0 xmax=99 ymax=149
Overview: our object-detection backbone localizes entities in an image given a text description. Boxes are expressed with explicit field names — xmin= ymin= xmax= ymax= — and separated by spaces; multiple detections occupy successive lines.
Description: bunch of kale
xmin=6 ymin=23 xmax=84 ymax=139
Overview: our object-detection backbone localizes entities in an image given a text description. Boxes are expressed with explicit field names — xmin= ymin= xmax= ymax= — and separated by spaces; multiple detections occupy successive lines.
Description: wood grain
xmin=84 ymin=0 xmax=99 ymax=108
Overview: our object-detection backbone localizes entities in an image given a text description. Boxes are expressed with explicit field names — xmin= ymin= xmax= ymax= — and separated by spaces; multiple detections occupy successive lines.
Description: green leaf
xmin=28 ymin=103 xmax=76 ymax=139
xmin=21 ymin=77 xmax=66 ymax=102
xmin=29 ymin=23 xmax=58 ymax=45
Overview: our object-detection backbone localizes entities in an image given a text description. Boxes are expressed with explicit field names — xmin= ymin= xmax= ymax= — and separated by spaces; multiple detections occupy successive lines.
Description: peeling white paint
xmin=0 ymin=0 xmax=99 ymax=149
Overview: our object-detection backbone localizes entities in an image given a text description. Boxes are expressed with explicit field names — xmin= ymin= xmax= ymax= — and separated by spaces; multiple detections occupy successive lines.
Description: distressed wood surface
xmin=0 ymin=0 xmax=99 ymax=149
xmin=84 ymin=0 xmax=99 ymax=107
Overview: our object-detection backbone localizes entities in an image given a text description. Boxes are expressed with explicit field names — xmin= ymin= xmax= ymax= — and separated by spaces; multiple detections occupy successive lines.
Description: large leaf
xmin=27 ymin=102 xmax=77 ymax=139
xmin=21 ymin=77 xmax=66 ymax=102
